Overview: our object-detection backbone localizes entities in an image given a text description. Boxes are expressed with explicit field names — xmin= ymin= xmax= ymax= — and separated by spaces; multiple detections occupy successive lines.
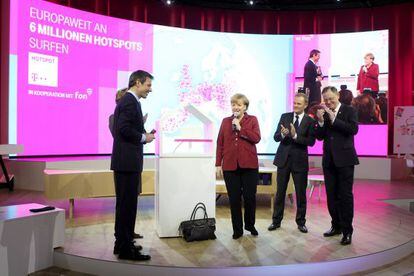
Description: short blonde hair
xmin=295 ymin=93 xmax=309 ymax=104
xmin=230 ymin=93 xmax=249 ymax=110
xmin=364 ymin=53 xmax=375 ymax=60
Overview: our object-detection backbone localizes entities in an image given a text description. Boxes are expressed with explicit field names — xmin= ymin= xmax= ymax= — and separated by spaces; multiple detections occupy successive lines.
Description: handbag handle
xmin=190 ymin=206 xmax=207 ymax=221
xmin=190 ymin=202 xmax=206 ymax=219
xmin=190 ymin=203 xmax=208 ymax=220
xmin=190 ymin=202 xmax=209 ymax=221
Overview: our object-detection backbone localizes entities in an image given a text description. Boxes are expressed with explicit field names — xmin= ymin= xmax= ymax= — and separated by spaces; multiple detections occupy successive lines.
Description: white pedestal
xmin=155 ymin=155 xmax=215 ymax=238
xmin=0 ymin=203 xmax=65 ymax=276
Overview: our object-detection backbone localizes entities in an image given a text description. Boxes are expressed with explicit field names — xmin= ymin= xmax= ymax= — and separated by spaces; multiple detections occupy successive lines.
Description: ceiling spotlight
xmin=245 ymin=0 xmax=255 ymax=6
xmin=164 ymin=0 xmax=174 ymax=5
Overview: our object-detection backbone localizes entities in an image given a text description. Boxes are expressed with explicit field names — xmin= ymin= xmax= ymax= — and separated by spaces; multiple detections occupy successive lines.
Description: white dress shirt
xmin=282 ymin=112 xmax=305 ymax=140
xmin=127 ymin=91 xmax=146 ymax=143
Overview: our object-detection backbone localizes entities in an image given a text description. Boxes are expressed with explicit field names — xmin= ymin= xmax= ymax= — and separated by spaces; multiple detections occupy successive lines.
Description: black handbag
xmin=178 ymin=202 xmax=216 ymax=242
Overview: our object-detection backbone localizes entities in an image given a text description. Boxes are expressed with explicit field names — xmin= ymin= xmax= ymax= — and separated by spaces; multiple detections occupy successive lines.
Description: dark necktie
xmin=294 ymin=114 xmax=299 ymax=129
xmin=136 ymin=100 xmax=143 ymax=117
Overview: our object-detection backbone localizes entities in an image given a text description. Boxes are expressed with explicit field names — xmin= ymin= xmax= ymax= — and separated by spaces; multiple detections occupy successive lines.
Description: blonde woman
xmin=216 ymin=93 xmax=261 ymax=239
xmin=357 ymin=53 xmax=379 ymax=98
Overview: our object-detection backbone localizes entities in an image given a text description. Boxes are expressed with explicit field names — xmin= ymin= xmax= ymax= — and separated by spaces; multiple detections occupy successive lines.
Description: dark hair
xmin=375 ymin=96 xmax=388 ymax=123
xmin=128 ymin=70 xmax=154 ymax=89
xmin=352 ymin=94 xmax=379 ymax=124
xmin=309 ymin=49 xmax=320 ymax=58
xmin=340 ymin=85 xmax=347 ymax=90
xmin=378 ymin=91 xmax=387 ymax=97
xmin=339 ymin=89 xmax=354 ymax=105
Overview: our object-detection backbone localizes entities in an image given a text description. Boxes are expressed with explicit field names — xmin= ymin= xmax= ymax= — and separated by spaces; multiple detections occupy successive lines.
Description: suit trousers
xmin=223 ymin=167 xmax=258 ymax=234
xmin=272 ymin=156 xmax=308 ymax=226
xmin=308 ymin=86 xmax=321 ymax=104
xmin=114 ymin=171 xmax=141 ymax=250
xmin=323 ymin=164 xmax=355 ymax=235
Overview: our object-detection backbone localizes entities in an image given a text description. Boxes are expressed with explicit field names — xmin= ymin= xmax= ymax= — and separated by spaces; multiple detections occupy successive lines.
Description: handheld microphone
xmin=232 ymin=112 xmax=239 ymax=131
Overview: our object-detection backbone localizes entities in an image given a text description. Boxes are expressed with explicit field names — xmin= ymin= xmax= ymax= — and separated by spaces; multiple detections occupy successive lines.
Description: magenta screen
xmin=8 ymin=0 xmax=388 ymax=156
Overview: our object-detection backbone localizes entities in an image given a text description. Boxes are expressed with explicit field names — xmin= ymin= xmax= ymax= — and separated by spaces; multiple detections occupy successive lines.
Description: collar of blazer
xmin=126 ymin=91 xmax=138 ymax=101
xmin=289 ymin=112 xmax=308 ymax=130
xmin=335 ymin=104 xmax=345 ymax=119
xmin=231 ymin=112 xmax=251 ymax=122
xmin=308 ymin=59 xmax=317 ymax=66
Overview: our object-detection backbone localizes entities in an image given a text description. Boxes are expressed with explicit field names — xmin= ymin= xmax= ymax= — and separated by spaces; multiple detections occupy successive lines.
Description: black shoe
xmin=232 ymin=232 xmax=243 ymax=239
xmin=340 ymin=234 xmax=352 ymax=245
xmin=298 ymin=225 xmax=308 ymax=233
xmin=268 ymin=223 xmax=281 ymax=231
xmin=245 ymin=226 xmax=259 ymax=236
xmin=323 ymin=227 xmax=342 ymax=237
xmin=133 ymin=233 xmax=144 ymax=239
xmin=118 ymin=249 xmax=151 ymax=261
xmin=114 ymin=244 xmax=143 ymax=255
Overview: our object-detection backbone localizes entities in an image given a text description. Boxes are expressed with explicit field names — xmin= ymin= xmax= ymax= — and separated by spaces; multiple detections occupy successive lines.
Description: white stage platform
xmin=53 ymin=239 xmax=414 ymax=276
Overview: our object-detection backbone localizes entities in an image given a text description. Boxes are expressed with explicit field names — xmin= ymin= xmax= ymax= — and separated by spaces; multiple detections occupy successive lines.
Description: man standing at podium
xmin=111 ymin=70 xmax=155 ymax=261
xmin=268 ymin=93 xmax=315 ymax=233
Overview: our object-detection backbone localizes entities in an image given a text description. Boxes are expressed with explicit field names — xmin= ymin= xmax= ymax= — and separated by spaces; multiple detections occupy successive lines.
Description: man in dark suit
xmin=304 ymin=49 xmax=323 ymax=105
xmin=111 ymin=70 xmax=155 ymax=260
xmin=314 ymin=86 xmax=359 ymax=245
xmin=268 ymin=93 xmax=315 ymax=233
xmin=109 ymin=87 xmax=146 ymax=240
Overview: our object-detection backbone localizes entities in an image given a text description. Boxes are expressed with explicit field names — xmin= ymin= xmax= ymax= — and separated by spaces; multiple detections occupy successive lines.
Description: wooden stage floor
xmin=1 ymin=179 xmax=414 ymax=269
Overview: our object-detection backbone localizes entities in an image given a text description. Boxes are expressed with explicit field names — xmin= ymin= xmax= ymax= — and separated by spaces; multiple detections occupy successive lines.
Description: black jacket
xmin=314 ymin=104 xmax=360 ymax=168
xmin=111 ymin=92 xmax=145 ymax=172
xmin=273 ymin=112 xmax=316 ymax=172
xmin=303 ymin=60 xmax=322 ymax=103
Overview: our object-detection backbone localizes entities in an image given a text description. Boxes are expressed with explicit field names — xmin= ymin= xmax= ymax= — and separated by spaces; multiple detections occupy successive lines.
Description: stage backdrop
xmin=3 ymin=0 xmax=392 ymax=156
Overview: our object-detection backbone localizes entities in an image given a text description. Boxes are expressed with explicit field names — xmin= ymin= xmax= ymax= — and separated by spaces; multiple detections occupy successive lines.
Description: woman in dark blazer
xmin=216 ymin=93 xmax=261 ymax=239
